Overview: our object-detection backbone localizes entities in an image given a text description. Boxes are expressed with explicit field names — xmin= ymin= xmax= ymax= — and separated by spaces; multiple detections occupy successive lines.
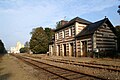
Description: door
xmin=70 ymin=43 xmax=74 ymax=56
xmin=82 ymin=41 xmax=87 ymax=57
xmin=58 ymin=45 xmax=60 ymax=56
xmin=63 ymin=44 xmax=66 ymax=56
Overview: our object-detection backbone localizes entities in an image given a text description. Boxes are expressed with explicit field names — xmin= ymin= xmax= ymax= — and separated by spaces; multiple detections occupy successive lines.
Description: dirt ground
xmin=0 ymin=54 xmax=51 ymax=80
xmin=0 ymin=54 xmax=120 ymax=80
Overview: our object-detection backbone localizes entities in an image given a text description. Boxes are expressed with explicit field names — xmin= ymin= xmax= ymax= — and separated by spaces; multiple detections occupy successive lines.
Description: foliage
xmin=44 ymin=28 xmax=55 ymax=50
xmin=87 ymin=52 xmax=93 ymax=58
xmin=115 ymin=25 xmax=120 ymax=35
xmin=56 ymin=21 xmax=61 ymax=29
xmin=30 ymin=27 xmax=49 ymax=54
xmin=0 ymin=40 xmax=7 ymax=54
xmin=20 ymin=47 xmax=29 ymax=53
xmin=45 ymin=28 xmax=54 ymax=41
xmin=23 ymin=41 xmax=30 ymax=53
xmin=117 ymin=5 xmax=120 ymax=15
xmin=56 ymin=20 xmax=68 ymax=29
xmin=24 ymin=41 xmax=29 ymax=48
xmin=96 ymin=51 xmax=119 ymax=58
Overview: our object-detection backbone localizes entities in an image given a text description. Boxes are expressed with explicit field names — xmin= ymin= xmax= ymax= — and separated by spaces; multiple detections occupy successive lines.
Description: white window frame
xmin=69 ymin=28 xmax=72 ymax=36
xmin=62 ymin=30 xmax=65 ymax=38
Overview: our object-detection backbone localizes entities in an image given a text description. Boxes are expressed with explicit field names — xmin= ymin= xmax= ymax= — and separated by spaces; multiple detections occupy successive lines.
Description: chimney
xmin=60 ymin=20 xmax=68 ymax=27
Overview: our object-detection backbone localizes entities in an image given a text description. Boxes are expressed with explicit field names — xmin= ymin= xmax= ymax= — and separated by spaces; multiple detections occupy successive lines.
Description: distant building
xmin=10 ymin=42 xmax=24 ymax=53
xmin=10 ymin=47 xmax=16 ymax=53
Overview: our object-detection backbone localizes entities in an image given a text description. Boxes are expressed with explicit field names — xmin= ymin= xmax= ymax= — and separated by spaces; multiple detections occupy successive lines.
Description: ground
xmin=0 ymin=53 xmax=120 ymax=80
xmin=0 ymin=54 xmax=51 ymax=80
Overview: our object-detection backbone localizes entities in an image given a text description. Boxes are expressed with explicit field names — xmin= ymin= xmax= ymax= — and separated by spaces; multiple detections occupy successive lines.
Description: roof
xmin=76 ymin=18 xmax=117 ymax=37
xmin=55 ymin=17 xmax=92 ymax=32
xmin=69 ymin=17 xmax=92 ymax=25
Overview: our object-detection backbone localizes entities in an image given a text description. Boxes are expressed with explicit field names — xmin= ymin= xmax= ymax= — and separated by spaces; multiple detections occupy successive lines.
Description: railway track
xmin=11 ymin=54 xmax=106 ymax=80
xmin=25 ymin=55 xmax=120 ymax=72
xmin=44 ymin=58 xmax=120 ymax=72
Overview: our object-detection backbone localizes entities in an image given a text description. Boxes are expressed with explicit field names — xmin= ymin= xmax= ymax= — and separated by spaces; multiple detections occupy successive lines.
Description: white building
xmin=10 ymin=42 xmax=24 ymax=53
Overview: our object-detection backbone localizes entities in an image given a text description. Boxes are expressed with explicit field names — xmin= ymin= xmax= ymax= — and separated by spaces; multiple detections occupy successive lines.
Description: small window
xmin=102 ymin=33 xmax=109 ymax=37
xmin=62 ymin=30 xmax=65 ymax=38
xmin=103 ymin=23 xmax=107 ymax=28
xmin=69 ymin=28 xmax=72 ymax=36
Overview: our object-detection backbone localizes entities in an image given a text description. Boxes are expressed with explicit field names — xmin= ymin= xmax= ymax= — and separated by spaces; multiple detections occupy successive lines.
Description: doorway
xmin=70 ymin=43 xmax=74 ymax=56
xmin=58 ymin=45 xmax=60 ymax=56
xmin=82 ymin=41 xmax=87 ymax=57
xmin=63 ymin=44 xmax=66 ymax=56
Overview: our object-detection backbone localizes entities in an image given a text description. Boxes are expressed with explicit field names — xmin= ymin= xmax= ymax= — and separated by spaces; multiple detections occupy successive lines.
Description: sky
xmin=0 ymin=0 xmax=120 ymax=50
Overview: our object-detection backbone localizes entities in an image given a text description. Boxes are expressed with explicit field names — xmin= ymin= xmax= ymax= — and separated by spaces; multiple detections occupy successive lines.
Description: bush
xmin=87 ymin=52 xmax=93 ymax=58
xmin=20 ymin=47 xmax=29 ymax=53
xmin=97 ymin=51 xmax=119 ymax=58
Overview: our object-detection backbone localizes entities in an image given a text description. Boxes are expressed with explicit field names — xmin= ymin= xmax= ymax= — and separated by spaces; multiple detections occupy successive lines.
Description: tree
xmin=44 ymin=28 xmax=55 ymax=51
xmin=117 ymin=0 xmax=120 ymax=15
xmin=0 ymin=40 xmax=7 ymax=54
xmin=56 ymin=21 xmax=61 ymax=29
xmin=117 ymin=5 xmax=120 ymax=15
xmin=20 ymin=41 xmax=30 ymax=53
xmin=44 ymin=28 xmax=54 ymax=40
xmin=30 ymin=27 xmax=49 ymax=54
xmin=56 ymin=20 xmax=68 ymax=29
xmin=115 ymin=25 xmax=120 ymax=52
xmin=24 ymin=41 xmax=29 ymax=48
xmin=20 ymin=47 xmax=28 ymax=53
xmin=24 ymin=41 xmax=30 ymax=53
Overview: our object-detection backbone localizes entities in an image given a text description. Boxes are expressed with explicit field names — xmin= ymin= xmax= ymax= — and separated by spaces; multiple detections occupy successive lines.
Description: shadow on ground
xmin=0 ymin=67 xmax=11 ymax=80
xmin=0 ymin=73 xmax=11 ymax=80
xmin=0 ymin=54 xmax=6 ymax=62
xmin=0 ymin=54 xmax=11 ymax=80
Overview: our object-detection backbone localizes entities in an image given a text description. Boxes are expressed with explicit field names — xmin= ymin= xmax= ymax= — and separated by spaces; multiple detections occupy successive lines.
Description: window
xmin=103 ymin=33 xmax=109 ymax=37
xmin=62 ymin=30 xmax=65 ymax=38
xmin=69 ymin=28 xmax=72 ymax=36
xmin=56 ymin=33 xmax=59 ymax=39
xmin=103 ymin=23 xmax=107 ymax=28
